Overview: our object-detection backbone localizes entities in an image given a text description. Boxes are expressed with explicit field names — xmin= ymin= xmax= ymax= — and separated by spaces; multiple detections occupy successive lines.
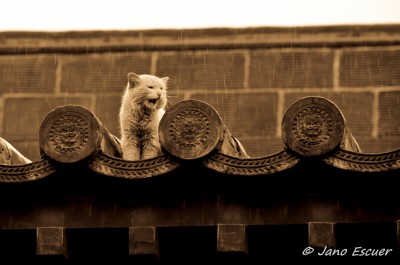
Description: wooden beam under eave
xmin=308 ymin=222 xmax=336 ymax=248
xmin=36 ymin=227 xmax=67 ymax=257
xmin=217 ymin=224 xmax=248 ymax=254
xmin=397 ymin=221 xmax=400 ymax=248
xmin=129 ymin=227 xmax=159 ymax=257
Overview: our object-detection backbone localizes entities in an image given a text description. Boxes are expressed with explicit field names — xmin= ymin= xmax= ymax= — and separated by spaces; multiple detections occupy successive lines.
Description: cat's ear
xmin=161 ymin=76 xmax=169 ymax=84
xmin=127 ymin=72 xmax=140 ymax=88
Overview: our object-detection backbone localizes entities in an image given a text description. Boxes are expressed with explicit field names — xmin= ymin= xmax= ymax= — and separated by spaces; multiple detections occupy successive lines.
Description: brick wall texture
xmin=0 ymin=26 xmax=399 ymax=161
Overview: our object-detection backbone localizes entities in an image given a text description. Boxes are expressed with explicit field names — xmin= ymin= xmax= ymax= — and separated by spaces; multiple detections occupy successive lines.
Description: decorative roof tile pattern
xmin=1 ymin=97 xmax=398 ymax=182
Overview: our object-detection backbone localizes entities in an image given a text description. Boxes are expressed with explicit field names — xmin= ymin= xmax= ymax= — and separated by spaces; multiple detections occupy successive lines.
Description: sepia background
xmin=0 ymin=0 xmax=399 ymax=161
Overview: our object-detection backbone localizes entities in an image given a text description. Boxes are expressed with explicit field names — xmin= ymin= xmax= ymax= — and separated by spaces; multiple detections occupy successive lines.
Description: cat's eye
xmin=147 ymin=86 xmax=154 ymax=89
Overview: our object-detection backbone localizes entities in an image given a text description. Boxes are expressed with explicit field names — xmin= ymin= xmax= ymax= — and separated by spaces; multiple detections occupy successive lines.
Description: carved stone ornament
xmin=323 ymin=149 xmax=400 ymax=172
xmin=0 ymin=159 xmax=56 ymax=183
xmin=282 ymin=96 xmax=345 ymax=157
xmin=170 ymin=108 xmax=211 ymax=150
xmin=203 ymin=150 xmax=300 ymax=176
xmin=89 ymin=153 xmax=180 ymax=179
xmin=39 ymin=105 xmax=102 ymax=163
xmin=159 ymin=100 xmax=224 ymax=159
xmin=49 ymin=114 xmax=89 ymax=154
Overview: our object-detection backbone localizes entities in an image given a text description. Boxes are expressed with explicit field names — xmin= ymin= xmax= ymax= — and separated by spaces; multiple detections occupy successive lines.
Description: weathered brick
xmin=156 ymin=51 xmax=245 ymax=91
xmin=189 ymin=92 xmax=278 ymax=141
xmin=60 ymin=52 xmax=151 ymax=93
xmin=3 ymin=96 xmax=93 ymax=142
xmin=5 ymin=140 xmax=40 ymax=162
xmin=356 ymin=137 xmax=400 ymax=153
xmin=0 ymin=55 xmax=56 ymax=95
xmin=94 ymin=94 xmax=122 ymax=138
xmin=379 ymin=91 xmax=400 ymax=137
xmin=340 ymin=50 xmax=400 ymax=87
xmin=237 ymin=137 xmax=285 ymax=157
xmin=285 ymin=93 xmax=374 ymax=144
xmin=249 ymin=50 xmax=334 ymax=88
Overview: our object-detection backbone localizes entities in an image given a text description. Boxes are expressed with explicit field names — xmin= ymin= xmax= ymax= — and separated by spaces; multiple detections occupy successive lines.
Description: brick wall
xmin=0 ymin=25 xmax=399 ymax=161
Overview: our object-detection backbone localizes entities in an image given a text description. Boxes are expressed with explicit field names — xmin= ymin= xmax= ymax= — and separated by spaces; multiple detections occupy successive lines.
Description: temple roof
xmin=0 ymin=96 xmax=398 ymax=182
xmin=1 ymin=96 xmax=399 ymax=260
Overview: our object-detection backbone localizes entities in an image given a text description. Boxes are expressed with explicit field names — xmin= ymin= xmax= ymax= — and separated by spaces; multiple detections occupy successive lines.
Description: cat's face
xmin=126 ymin=73 xmax=169 ymax=111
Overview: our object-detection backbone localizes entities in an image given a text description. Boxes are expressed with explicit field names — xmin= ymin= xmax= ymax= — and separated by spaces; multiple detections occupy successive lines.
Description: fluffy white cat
xmin=119 ymin=72 xmax=169 ymax=160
